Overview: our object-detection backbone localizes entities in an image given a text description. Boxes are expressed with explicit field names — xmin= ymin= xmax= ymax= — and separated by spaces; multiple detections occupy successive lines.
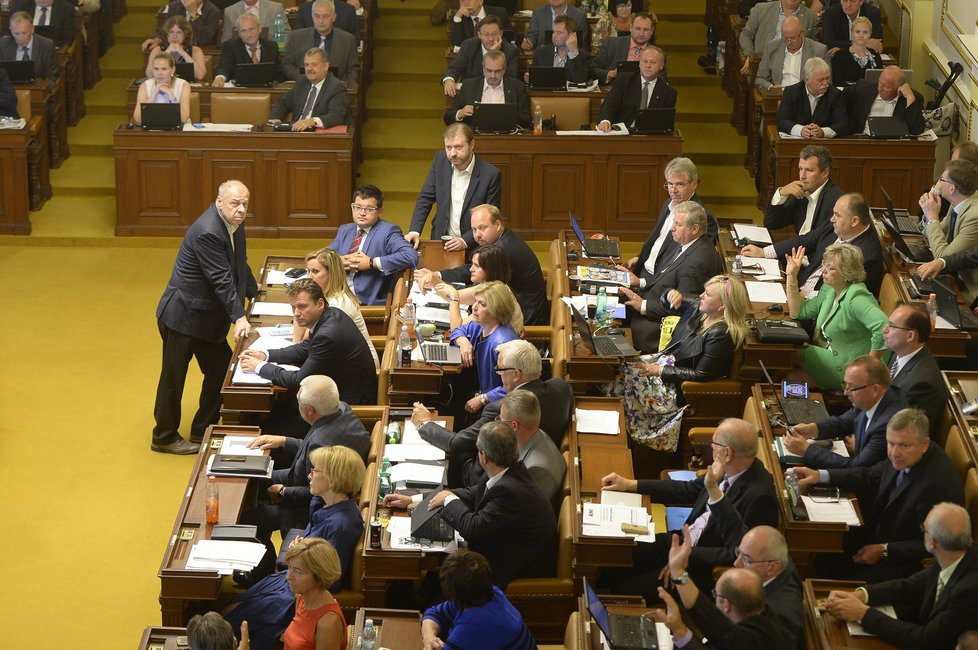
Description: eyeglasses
xmin=937 ymin=177 xmax=952 ymax=185
xmin=710 ymin=439 xmax=729 ymax=449
xmin=494 ymin=367 xmax=516 ymax=374
xmin=808 ymin=486 xmax=841 ymax=503
xmin=710 ymin=589 xmax=729 ymax=600
xmin=663 ymin=181 xmax=688 ymax=190
xmin=886 ymin=321 xmax=913 ymax=331
xmin=351 ymin=203 xmax=378 ymax=213
xmin=734 ymin=547 xmax=777 ymax=566
xmin=843 ymin=383 xmax=873 ymax=393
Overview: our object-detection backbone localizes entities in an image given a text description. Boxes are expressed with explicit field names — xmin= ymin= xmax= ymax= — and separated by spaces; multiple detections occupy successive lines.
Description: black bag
xmin=755 ymin=319 xmax=810 ymax=344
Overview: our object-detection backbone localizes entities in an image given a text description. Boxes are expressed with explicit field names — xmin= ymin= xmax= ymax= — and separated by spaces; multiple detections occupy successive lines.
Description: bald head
xmin=878 ymin=65 xmax=905 ymax=101
xmin=781 ymin=16 xmax=803 ymax=51
xmin=736 ymin=526 xmax=788 ymax=581
xmin=715 ymin=418 xmax=759 ymax=464
xmin=926 ymin=502 xmax=973 ymax=552
xmin=717 ymin=568 xmax=766 ymax=619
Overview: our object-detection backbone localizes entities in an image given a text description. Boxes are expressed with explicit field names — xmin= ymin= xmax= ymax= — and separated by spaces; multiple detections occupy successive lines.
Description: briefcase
xmin=211 ymin=454 xmax=272 ymax=476
xmin=755 ymin=319 xmax=810 ymax=344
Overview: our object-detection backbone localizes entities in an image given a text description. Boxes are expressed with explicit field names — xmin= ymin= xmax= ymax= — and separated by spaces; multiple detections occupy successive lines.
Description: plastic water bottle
xmin=732 ymin=255 xmax=743 ymax=277
xmin=403 ymin=298 xmax=416 ymax=338
xmin=962 ymin=397 xmax=978 ymax=417
xmin=596 ymin=287 xmax=608 ymax=328
xmin=361 ymin=619 xmax=377 ymax=650
xmin=398 ymin=325 xmax=411 ymax=367
xmin=205 ymin=477 xmax=220 ymax=524
xmin=378 ymin=458 xmax=392 ymax=504
xmin=927 ymin=293 xmax=938 ymax=328
xmin=386 ymin=421 xmax=400 ymax=444
xmin=273 ymin=12 xmax=287 ymax=52
xmin=533 ymin=105 xmax=543 ymax=135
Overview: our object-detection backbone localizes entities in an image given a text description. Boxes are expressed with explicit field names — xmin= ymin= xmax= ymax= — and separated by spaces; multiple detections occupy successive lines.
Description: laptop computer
xmin=528 ymin=65 xmax=567 ymax=90
xmin=631 ymin=108 xmax=675 ymax=135
xmin=880 ymin=187 xmax=922 ymax=235
xmin=234 ymin=62 xmax=277 ymax=87
xmin=411 ymin=490 xmax=456 ymax=542
xmin=0 ymin=61 xmax=35 ymax=84
xmin=471 ymin=102 xmax=519 ymax=134
xmin=420 ymin=341 xmax=462 ymax=365
xmin=877 ymin=203 xmax=933 ymax=263
xmin=140 ymin=103 xmax=183 ymax=130
xmin=932 ymin=278 xmax=978 ymax=331
xmin=867 ymin=116 xmax=910 ymax=139
xmin=570 ymin=304 xmax=638 ymax=357
xmin=584 ymin=578 xmax=659 ymax=650
xmin=174 ymin=62 xmax=196 ymax=82
xmin=616 ymin=61 xmax=639 ymax=75
xmin=758 ymin=360 xmax=829 ymax=426
xmin=570 ymin=212 xmax=620 ymax=259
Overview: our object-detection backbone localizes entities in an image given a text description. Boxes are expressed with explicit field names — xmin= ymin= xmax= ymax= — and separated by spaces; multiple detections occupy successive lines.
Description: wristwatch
xmin=672 ymin=571 xmax=690 ymax=585
xmin=881 ymin=543 xmax=888 ymax=561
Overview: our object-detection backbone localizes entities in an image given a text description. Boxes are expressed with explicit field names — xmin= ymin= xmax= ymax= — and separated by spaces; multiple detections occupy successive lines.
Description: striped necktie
xmin=348 ymin=228 xmax=364 ymax=254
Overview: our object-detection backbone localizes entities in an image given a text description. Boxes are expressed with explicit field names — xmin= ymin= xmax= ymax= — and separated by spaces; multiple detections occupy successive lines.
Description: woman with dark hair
xmin=421 ymin=549 xmax=537 ymax=650
xmin=145 ymin=16 xmax=207 ymax=81
xmin=433 ymin=244 xmax=523 ymax=333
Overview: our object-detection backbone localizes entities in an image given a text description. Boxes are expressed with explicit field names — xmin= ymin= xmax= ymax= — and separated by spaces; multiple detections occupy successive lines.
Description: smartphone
xmin=782 ymin=380 xmax=808 ymax=399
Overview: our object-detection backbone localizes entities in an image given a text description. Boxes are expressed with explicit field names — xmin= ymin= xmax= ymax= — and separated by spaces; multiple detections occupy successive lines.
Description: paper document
xmin=182 ymin=123 xmax=253 ymax=132
xmin=775 ymin=438 xmax=849 ymax=461
xmin=576 ymin=408 xmax=620 ymax=435
xmin=264 ymin=269 xmax=303 ymax=286
xmin=387 ymin=516 xmax=459 ymax=552
xmin=745 ymin=280 xmax=788 ymax=304
xmin=383 ymin=443 xmax=446 ymax=462
xmin=248 ymin=332 xmax=296 ymax=353
xmin=219 ymin=436 xmax=264 ymax=456
xmin=733 ymin=224 xmax=772 ymax=245
xmin=935 ymin=314 xmax=955 ymax=330
xmin=401 ymin=419 xmax=447 ymax=445
xmin=185 ymin=540 xmax=267 ymax=574
xmin=581 ymin=503 xmax=654 ymax=542
xmin=600 ymin=490 xmax=643 ymax=508
xmin=250 ymin=301 xmax=293 ymax=316
xmin=741 ymin=257 xmax=782 ymax=281
xmin=231 ymin=362 xmax=299 ymax=385
xmin=387 ymin=462 xmax=445 ymax=486
xmin=666 ymin=470 xmax=698 ymax=481
xmin=847 ymin=606 xmax=897 ymax=636
xmin=801 ymin=495 xmax=860 ymax=525
xmin=556 ymin=129 xmax=629 ymax=136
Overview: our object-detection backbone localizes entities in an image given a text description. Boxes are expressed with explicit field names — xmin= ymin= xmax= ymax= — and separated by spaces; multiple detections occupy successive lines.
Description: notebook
xmin=420 ymin=341 xmax=462 ymax=365
xmin=631 ymin=108 xmax=675 ymax=135
xmin=878 ymin=201 xmax=933 ymax=263
xmin=528 ymin=65 xmax=567 ymax=90
xmin=140 ymin=103 xmax=183 ymax=130
xmin=584 ymin=578 xmax=659 ymax=650
xmin=759 ymin=360 xmax=828 ymax=426
xmin=234 ymin=62 xmax=277 ymax=87
xmin=569 ymin=211 xmax=620 ymax=258
xmin=174 ymin=62 xmax=196 ymax=82
xmin=471 ymin=102 xmax=519 ymax=134
xmin=570 ymin=304 xmax=638 ymax=358
xmin=867 ymin=116 xmax=910 ymax=139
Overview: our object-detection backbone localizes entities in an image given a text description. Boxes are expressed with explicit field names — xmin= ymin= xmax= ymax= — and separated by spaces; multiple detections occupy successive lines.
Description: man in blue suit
xmin=328 ymin=184 xmax=419 ymax=306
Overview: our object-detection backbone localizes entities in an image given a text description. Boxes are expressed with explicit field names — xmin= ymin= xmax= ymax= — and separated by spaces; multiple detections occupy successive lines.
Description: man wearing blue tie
xmin=781 ymin=355 xmax=904 ymax=469
xmin=920 ymin=159 xmax=978 ymax=263
xmin=0 ymin=12 xmax=59 ymax=82
xmin=328 ymin=184 xmax=419 ymax=306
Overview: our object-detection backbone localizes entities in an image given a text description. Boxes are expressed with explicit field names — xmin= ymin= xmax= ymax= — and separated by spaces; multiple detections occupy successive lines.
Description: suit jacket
xmin=776 ymin=82 xmax=849 ymax=136
xmin=525 ymin=4 xmax=589 ymax=51
xmin=598 ymin=72 xmax=677 ymax=127
xmin=635 ymin=194 xmax=719 ymax=280
xmin=803 ymin=387 xmax=904 ymax=469
xmin=844 ymin=78 xmax=926 ymax=136
xmin=11 ymin=0 xmax=75 ymax=46
xmin=444 ymin=36 xmax=519 ymax=82
xmin=408 ymin=152 xmax=501 ymax=247
xmin=764 ymin=567 xmax=805 ymax=650
xmin=938 ymin=231 xmax=978 ymax=306
xmin=262 ymin=307 xmax=377 ymax=403
xmin=327 ymin=219 xmax=419 ymax=306
xmin=629 ymin=235 xmax=724 ymax=353
xmin=441 ymin=461 xmax=557 ymax=588
xmin=450 ymin=6 xmax=512 ymax=47
xmin=272 ymin=403 xmax=370 ymax=504
xmin=827 ymin=444 xmax=964 ymax=565
xmin=296 ymin=0 xmax=360 ymax=45
xmin=0 ymin=68 xmax=17 ymax=117
xmin=156 ymin=204 xmax=257 ymax=342
xmin=773 ymin=221 xmax=884 ymax=296
xmin=756 ymin=38 xmax=828 ymax=91
xmin=590 ymin=35 xmax=632 ymax=84
xmin=925 ymin=194 xmax=978 ymax=264
xmin=821 ymin=2 xmax=883 ymax=51
xmin=890 ymin=347 xmax=949 ymax=439
xmin=159 ymin=0 xmax=222 ymax=46
xmin=637 ymin=458 xmax=779 ymax=568
xmin=270 ymin=73 xmax=350 ymax=127
xmin=831 ymin=47 xmax=884 ymax=86
xmin=0 ymin=34 xmax=59 ymax=82
xmin=738 ymin=1 xmax=818 ymax=56
xmin=221 ymin=0 xmax=290 ymax=43
xmin=282 ymin=27 xmax=359 ymax=85
xmin=684 ymin=592 xmax=789 ymax=650
xmin=764 ymin=179 xmax=843 ymax=235
xmin=443 ymin=75 xmax=530 ymax=128
xmin=440 ymin=227 xmax=549 ymax=326
xmin=861 ymin=545 xmax=978 ymax=648
xmin=517 ymin=429 xmax=566 ymax=504
xmin=530 ymin=43 xmax=589 ymax=84
xmin=213 ymin=36 xmax=280 ymax=82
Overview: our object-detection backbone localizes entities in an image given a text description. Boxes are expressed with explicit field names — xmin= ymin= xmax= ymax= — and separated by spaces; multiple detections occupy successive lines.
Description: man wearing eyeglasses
xmin=792 ymin=408 xmax=964 ymax=583
xmin=781 ymin=355 xmax=903 ymax=469
xmin=918 ymin=160 xmax=978 ymax=278
xmin=327 ymin=184 xmax=419 ymax=306
xmin=755 ymin=16 xmax=828 ymax=93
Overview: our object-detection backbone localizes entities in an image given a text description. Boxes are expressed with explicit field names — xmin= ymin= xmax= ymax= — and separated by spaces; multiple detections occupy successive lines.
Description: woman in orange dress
xmin=282 ymin=537 xmax=347 ymax=650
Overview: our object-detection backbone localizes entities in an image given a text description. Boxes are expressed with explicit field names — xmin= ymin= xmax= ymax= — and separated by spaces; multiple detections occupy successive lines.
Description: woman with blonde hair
xmin=435 ymin=244 xmax=524 ymax=334
xmin=831 ymin=16 xmax=883 ymax=86
xmin=145 ymin=16 xmax=206 ymax=81
xmin=280 ymin=537 xmax=346 ymax=650
xmin=134 ymin=51 xmax=191 ymax=125
xmin=297 ymin=247 xmax=379 ymax=368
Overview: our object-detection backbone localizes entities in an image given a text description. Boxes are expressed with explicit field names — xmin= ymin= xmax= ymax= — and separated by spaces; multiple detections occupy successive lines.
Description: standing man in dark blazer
xmin=883 ymin=304 xmax=949 ymax=438
xmin=776 ymin=58 xmax=849 ymax=138
xmin=212 ymin=14 xmax=279 ymax=87
xmin=10 ymin=0 xmax=74 ymax=46
xmin=406 ymin=123 xmax=501 ymax=251
xmin=282 ymin=0 xmax=359 ymax=86
xmin=845 ymin=65 xmax=925 ymax=135
xmin=1 ymin=13 xmax=60 ymax=82
xmin=153 ymin=180 xmax=257 ymax=454
xmin=597 ymin=45 xmax=674 ymax=131
xmin=761 ymin=145 xmax=842 ymax=235
xmin=442 ymin=16 xmax=519 ymax=97
xmin=269 ymin=48 xmax=350 ymax=130
xmin=444 ymin=49 xmax=529 ymax=127
xmin=450 ymin=0 xmax=511 ymax=47
xmin=296 ymin=0 xmax=360 ymax=45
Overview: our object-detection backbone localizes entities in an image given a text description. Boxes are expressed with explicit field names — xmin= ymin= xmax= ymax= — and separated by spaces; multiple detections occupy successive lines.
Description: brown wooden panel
xmin=535 ymin=158 xmax=589 ymax=228
xmin=135 ymin=158 xmax=184 ymax=220
xmin=607 ymin=160 xmax=661 ymax=230
xmin=282 ymin=158 xmax=332 ymax=222
xmin=0 ymin=133 xmax=31 ymax=234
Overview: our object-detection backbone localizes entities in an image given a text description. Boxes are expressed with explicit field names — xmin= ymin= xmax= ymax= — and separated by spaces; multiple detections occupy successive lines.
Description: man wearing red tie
xmin=268 ymin=48 xmax=350 ymax=131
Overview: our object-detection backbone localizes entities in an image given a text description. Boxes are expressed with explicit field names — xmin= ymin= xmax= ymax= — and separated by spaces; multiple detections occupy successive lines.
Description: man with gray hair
xmin=221 ymin=0 xmax=290 ymax=43
xmin=776 ymin=57 xmax=848 ymax=138
xmin=282 ymin=0 xmax=359 ymax=85
xmin=498 ymin=390 xmax=566 ymax=503
xmin=826 ymin=502 xmax=978 ymax=648
xmin=792 ymin=408 xmax=965 ymax=583
xmin=619 ymin=200 xmax=723 ymax=352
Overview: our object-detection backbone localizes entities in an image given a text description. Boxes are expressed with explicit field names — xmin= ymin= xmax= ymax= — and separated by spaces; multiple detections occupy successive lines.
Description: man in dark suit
xmin=776 ymin=58 xmax=849 ymax=138
xmin=327 ymin=184 xmax=419 ymax=306
xmin=238 ymin=278 xmax=377 ymax=405
xmin=450 ymin=0 xmax=511 ymax=47
xmin=10 ymin=0 xmax=74 ymax=46
xmin=269 ymin=48 xmax=350 ymax=130
xmin=0 ymin=68 xmax=17 ymax=117
xmin=529 ymin=14 xmax=588 ymax=84
xmin=414 ymin=339 xmax=573 ymax=486
xmin=143 ymin=0 xmax=222 ymax=49
xmin=826 ymin=503 xmax=978 ymax=648
xmin=619 ymin=201 xmax=723 ymax=353
xmin=794 ymin=408 xmax=966 ymax=583
xmin=429 ymin=421 xmax=558 ymax=588
xmin=212 ymin=14 xmax=279 ymax=87
xmin=153 ymin=180 xmax=258 ymax=455
xmin=602 ymin=418 xmax=779 ymax=600
xmin=845 ymin=65 xmax=926 ymax=135
xmin=1 ymin=13 xmax=60 ymax=82
xmin=442 ymin=16 xmax=518 ymax=98
xmin=884 ymin=304 xmax=949 ymax=438
xmin=820 ymin=0 xmax=883 ymax=53
xmin=597 ymin=45 xmax=675 ymax=132
xmin=521 ymin=0 xmax=588 ymax=54
xmin=590 ymin=12 xmax=656 ymax=84
xmin=443 ymin=49 xmax=529 ymax=127
xmin=296 ymin=0 xmax=360 ymax=45
xmin=783 ymin=356 xmax=904 ymax=469
xmin=762 ymin=145 xmax=842 ymax=235
xmin=282 ymin=0 xmax=358 ymax=85
xmin=406 ymin=123 xmax=502 ymax=251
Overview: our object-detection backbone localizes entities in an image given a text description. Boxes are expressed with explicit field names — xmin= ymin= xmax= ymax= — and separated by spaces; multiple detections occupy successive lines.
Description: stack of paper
xmin=264 ymin=269 xmax=304 ymax=286
xmin=847 ymin=606 xmax=897 ymax=636
xmin=733 ymin=224 xmax=772 ymax=245
xmin=401 ymin=419 xmax=447 ymax=445
xmin=581 ymin=503 xmax=654 ymax=542
xmin=185 ymin=540 xmax=267 ymax=574
xmin=219 ymin=436 xmax=264 ymax=456
xmin=231 ymin=362 xmax=299 ymax=385
xmin=250 ymin=301 xmax=294 ymax=317
xmin=800 ymin=495 xmax=860 ymax=525
xmin=383 ymin=444 xmax=445 ymax=462
xmin=576 ymin=408 xmax=620 ymax=435
xmin=745 ymin=280 xmax=788 ymax=304
xmin=387 ymin=462 xmax=444 ymax=486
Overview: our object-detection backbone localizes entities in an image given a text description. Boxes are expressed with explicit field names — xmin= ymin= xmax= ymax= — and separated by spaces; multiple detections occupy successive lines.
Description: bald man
xmin=845 ymin=65 xmax=925 ymax=135
xmin=732 ymin=527 xmax=804 ymax=648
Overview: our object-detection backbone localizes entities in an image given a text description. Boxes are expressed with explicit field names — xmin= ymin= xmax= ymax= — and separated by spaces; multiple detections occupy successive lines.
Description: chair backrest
xmin=563 ymin=611 xmax=581 ymax=650
xmin=203 ymin=53 xmax=214 ymax=82
xmin=530 ymin=95 xmax=591 ymax=131
xmin=16 ymin=90 xmax=31 ymax=120
xmin=211 ymin=92 xmax=271 ymax=124
xmin=190 ymin=92 xmax=200 ymax=123
xmin=965 ymin=468 xmax=978 ymax=541
xmin=934 ymin=406 xmax=953 ymax=448
xmin=945 ymin=425 xmax=975 ymax=484
xmin=556 ymin=495 xmax=574 ymax=579
xmin=878 ymin=273 xmax=901 ymax=316
xmin=523 ymin=0 xmax=549 ymax=10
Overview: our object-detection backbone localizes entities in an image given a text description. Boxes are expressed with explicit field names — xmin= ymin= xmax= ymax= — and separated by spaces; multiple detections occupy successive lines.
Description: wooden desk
xmin=0 ymin=126 xmax=34 ymax=235
xmin=944 ymin=371 xmax=978 ymax=467
xmin=136 ymin=626 xmax=186 ymax=650
xmin=113 ymin=126 xmax=355 ymax=237
xmin=61 ymin=36 xmax=86 ymax=126
xmin=350 ymin=608 xmax=422 ymax=650
xmin=475 ymin=132 xmax=683 ymax=241
xmin=19 ymin=78 xmax=68 ymax=169
xmin=441 ymin=80 xmax=611 ymax=125
xmin=803 ymin=579 xmax=899 ymax=649
xmin=157 ymin=424 xmax=264 ymax=625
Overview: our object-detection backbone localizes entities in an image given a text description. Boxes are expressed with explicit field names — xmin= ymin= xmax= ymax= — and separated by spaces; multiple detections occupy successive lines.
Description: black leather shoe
xmin=698 ymin=55 xmax=713 ymax=67
xmin=151 ymin=438 xmax=201 ymax=455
